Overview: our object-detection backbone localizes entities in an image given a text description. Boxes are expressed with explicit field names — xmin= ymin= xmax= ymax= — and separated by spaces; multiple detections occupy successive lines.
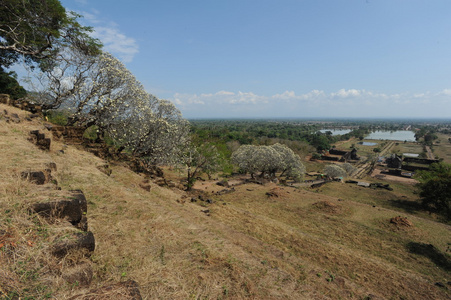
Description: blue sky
xmin=54 ymin=0 xmax=451 ymax=118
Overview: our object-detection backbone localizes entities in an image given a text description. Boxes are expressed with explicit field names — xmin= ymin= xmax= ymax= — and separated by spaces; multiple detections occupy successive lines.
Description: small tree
xmin=183 ymin=142 xmax=221 ymax=190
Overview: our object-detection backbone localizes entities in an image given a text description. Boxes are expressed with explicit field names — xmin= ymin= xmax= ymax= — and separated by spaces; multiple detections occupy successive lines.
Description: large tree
xmin=0 ymin=0 xmax=101 ymax=68
xmin=231 ymin=143 xmax=305 ymax=182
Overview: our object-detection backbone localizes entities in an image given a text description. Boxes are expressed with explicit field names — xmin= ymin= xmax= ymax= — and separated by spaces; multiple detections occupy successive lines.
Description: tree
xmin=415 ymin=162 xmax=451 ymax=219
xmin=32 ymin=48 xmax=191 ymax=167
xmin=323 ymin=164 xmax=347 ymax=178
xmin=231 ymin=144 xmax=305 ymax=182
xmin=183 ymin=142 xmax=221 ymax=190
xmin=0 ymin=0 xmax=101 ymax=68
xmin=0 ymin=67 xmax=26 ymax=99
xmin=109 ymin=95 xmax=191 ymax=167
xmin=270 ymin=143 xmax=305 ymax=181
xmin=340 ymin=163 xmax=356 ymax=175
xmin=31 ymin=51 xmax=144 ymax=129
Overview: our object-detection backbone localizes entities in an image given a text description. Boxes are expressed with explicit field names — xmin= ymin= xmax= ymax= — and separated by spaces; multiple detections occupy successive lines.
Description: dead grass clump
xmin=390 ymin=216 xmax=414 ymax=228
xmin=312 ymin=200 xmax=342 ymax=214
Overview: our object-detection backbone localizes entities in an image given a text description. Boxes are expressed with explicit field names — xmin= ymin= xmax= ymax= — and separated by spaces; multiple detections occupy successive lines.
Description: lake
xmin=365 ymin=130 xmax=416 ymax=142
xmin=359 ymin=142 xmax=378 ymax=146
xmin=319 ymin=129 xmax=352 ymax=136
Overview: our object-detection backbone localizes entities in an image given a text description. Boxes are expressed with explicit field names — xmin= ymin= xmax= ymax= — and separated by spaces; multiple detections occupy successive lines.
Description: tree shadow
xmin=407 ymin=242 xmax=451 ymax=272
xmin=389 ymin=198 xmax=423 ymax=215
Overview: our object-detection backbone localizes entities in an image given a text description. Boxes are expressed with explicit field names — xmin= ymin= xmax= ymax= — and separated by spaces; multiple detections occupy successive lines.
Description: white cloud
xmin=73 ymin=10 xmax=139 ymax=63
xmin=91 ymin=27 xmax=139 ymax=63
xmin=170 ymin=88 xmax=451 ymax=118
xmin=331 ymin=89 xmax=361 ymax=98
xmin=438 ymin=89 xmax=451 ymax=96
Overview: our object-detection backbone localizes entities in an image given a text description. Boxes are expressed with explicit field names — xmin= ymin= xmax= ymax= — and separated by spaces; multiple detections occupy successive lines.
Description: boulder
xmin=30 ymin=190 xmax=88 ymax=231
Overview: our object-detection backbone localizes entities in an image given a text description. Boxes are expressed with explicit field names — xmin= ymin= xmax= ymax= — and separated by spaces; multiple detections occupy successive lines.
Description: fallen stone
xmin=30 ymin=190 xmax=88 ymax=231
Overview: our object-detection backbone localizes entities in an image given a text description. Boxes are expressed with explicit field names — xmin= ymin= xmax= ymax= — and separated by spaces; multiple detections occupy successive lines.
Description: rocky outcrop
xmin=0 ymin=94 xmax=42 ymax=114
xmin=50 ymin=125 xmax=86 ymax=144
xmin=28 ymin=130 xmax=51 ymax=151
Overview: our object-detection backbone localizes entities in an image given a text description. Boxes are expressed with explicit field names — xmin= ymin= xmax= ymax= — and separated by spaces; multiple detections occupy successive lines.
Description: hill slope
xmin=0 ymin=103 xmax=450 ymax=299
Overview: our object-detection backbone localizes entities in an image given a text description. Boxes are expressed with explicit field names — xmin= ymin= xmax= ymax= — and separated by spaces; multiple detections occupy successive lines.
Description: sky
xmin=49 ymin=1 xmax=451 ymax=118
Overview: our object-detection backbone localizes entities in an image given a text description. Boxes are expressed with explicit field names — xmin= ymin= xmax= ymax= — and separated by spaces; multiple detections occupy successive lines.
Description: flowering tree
xmin=340 ymin=163 xmax=356 ymax=175
xmin=231 ymin=143 xmax=305 ymax=181
xmin=108 ymin=95 xmax=190 ymax=166
xmin=32 ymin=49 xmax=191 ymax=167
xmin=323 ymin=165 xmax=347 ymax=178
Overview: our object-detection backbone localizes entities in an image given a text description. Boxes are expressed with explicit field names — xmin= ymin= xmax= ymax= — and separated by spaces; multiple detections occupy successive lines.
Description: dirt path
xmin=425 ymin=145 xmax=435 ymax=159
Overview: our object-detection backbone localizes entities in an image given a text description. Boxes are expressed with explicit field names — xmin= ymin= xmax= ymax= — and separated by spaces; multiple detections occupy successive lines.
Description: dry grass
xmin=433 ymin=133 xmax=451 ymax=164
xmin=1 ymin=103 xmax=450 ymax=299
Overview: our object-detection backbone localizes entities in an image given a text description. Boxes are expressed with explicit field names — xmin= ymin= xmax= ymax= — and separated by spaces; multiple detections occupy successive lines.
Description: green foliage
xmin=0 ymin=67 xmax=27 ymax=99
xmin=0 ymin=0 xmax=101 ymax=68
xmin=45 ymin=110 xmax=69 ymax=125
xmin=83 ymin=125 xmax=99 ymax=141
xmin=184 ymin=141 xmax=222 ymax=190
xmin=415 ymin=162 xmax=451 ymax=219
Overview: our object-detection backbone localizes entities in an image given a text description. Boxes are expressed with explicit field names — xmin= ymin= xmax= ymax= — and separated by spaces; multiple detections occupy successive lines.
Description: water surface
xmin=366 ymin=131 xmax=415 ymax=142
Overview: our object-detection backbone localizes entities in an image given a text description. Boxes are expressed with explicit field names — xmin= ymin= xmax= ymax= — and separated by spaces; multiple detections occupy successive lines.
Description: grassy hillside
xmin=0 ymin=103 xmax=450 ymax=299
